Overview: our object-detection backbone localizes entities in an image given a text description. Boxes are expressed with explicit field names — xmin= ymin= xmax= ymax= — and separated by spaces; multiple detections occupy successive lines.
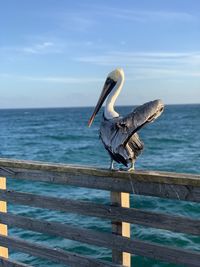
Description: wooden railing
xmin=0 ymin=158 xmax=200 ymax=267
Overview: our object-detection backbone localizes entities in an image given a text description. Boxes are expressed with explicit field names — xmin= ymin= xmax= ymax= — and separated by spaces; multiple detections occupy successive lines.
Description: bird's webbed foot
xmin=127 ymin=162 xmax=135 ymax=172
xmin=119 ymin=164 xmax=135 ymax=172
xmin=109 ymin=160 xmax=135 ymax=172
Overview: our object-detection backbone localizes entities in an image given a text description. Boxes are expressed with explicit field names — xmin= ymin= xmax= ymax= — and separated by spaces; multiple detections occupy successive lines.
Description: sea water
xmin=0 ymin=104 xmax=199 ymax=267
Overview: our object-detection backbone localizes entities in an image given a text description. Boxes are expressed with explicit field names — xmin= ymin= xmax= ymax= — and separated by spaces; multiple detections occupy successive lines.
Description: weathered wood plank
xmin=0 ymin=235 xmax=122 ymax=267
xmin=133 ymin=239 xmax=200 ymax=267
xmin=0 ymin=257 xmax=31 ymax=267
xmin=0 ymin=166 xmax=199 ymax=202
xmin=0 ymin=211 xmax=130 ymax=253
xmin=0 ymin=190 xmax=200 ymax=236
xmin=111 ymin=192 xmax=131 ymax=266
xmin=1 ymin=230 xmax=200 ymax=267
xmin=1 ymin=212 xmax=200 ymax=267
xmin=0 ymin=177 xmax=8 ymax=259
xmin=0 ymin=157 xmax=200 ymax=186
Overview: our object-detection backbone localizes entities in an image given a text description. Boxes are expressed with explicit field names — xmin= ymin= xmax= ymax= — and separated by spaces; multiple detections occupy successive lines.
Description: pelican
xmin=88 ymin=68 xmax=164 ymax=171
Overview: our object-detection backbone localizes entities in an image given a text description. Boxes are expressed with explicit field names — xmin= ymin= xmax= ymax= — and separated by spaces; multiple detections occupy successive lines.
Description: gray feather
xmin=99 ymin=99 xmax=164 ymax=166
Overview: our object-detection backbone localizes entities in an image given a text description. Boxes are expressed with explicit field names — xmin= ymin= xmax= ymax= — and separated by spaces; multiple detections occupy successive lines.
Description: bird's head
xmin=108 ymin=68 xmax=124 ymax=82
xmin=88 ymin=68 xmax=124 ymax=127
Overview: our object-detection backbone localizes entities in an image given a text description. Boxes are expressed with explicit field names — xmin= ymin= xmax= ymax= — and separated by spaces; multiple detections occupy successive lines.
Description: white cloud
xmin=76 ymin=51 xmax=200 ymax=64
xmin=24 ymin=75 xmax=102 ymax=83
xmin=88 ymin=5 xmax=196 ymax=23
xmin=0 ymin=73 xmax=102 ymax=84
xmin=21 ymin=41 xmax=63 ymax=54
xmin=114 ymin=9 xmax=194 ymax=22
xmin=75 ymin=51 xmax=200 ymax=80
xmin=23 ymin=42 xmax=52 ymax=53
xmin=0 ymin=40 xmax=65 ymax=57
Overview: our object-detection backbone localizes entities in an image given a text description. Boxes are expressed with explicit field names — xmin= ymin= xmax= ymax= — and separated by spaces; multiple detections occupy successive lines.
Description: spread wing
xmin=115 ymin=99 xmax=164 ymax=146
xmin=100 ymin=99 xmax=164 ymax=151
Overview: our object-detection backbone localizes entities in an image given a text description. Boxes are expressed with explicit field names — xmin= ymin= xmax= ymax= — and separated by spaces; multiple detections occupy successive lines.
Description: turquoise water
xmin=0 ymin=104 xmax=200 ymax=266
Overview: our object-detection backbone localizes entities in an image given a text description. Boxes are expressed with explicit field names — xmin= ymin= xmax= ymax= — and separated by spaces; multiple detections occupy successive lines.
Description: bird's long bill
xmin=88 ymin=78 xmax=116 ymax=127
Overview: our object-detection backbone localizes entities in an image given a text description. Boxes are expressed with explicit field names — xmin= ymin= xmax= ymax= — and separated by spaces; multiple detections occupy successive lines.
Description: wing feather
xmin=116 ymin=99 xmax=164 ymax=146
xmin=100 ymin=99 xmax=164 ymax=166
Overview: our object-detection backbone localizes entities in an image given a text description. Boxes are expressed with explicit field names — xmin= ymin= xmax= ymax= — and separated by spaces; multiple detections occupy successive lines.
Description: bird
xmin=88 ymin=68 xmax=164 ymax=171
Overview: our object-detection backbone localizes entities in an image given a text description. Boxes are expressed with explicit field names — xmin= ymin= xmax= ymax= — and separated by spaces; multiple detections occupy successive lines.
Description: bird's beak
xmin=88 ymin=77 xmax=117 ymax=127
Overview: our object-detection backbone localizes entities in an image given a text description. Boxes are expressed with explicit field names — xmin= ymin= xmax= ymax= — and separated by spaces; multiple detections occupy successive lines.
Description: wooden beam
xmin=0 ymin=157 xmax=200 ymax=187
xmin=0 ymin=211 xmax=132 ymax=253
xmin=0 ymin=203 xmax=199 ymax=266
xmin=0 ymin=158 xmax=200 ymax=202
xmin=0 ymin=190 xmax=200 ymax=236
xmin=0 ymin=257 xmax=31 ymax=267
xmin=1 ymin=231 xmax=200 ymax=267
xmin=0 ymin=177 xmax=8 ymax=259
xmin=0 ymin=234 xmax=122 ymax=267
xmin=111 ymin=192 xmax=130 ymax=267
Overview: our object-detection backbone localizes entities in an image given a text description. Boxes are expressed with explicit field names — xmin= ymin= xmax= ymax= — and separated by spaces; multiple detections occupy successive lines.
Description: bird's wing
xmin=115 ymin=99 xmax=164 ymax=146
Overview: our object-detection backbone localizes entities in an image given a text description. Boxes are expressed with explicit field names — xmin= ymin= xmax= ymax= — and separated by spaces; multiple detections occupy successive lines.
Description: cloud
xmin=76 ymin=51 xmax=199 ymax=64
xmin=24 ymin=75 xmax=102 ymax=83
xmin=111 ymin=9 xmax=195 ymax=22
xmin=0 ymin=73 xmax=102 ymax=84
xmin=0 ymin=40 xmax=65 ymax=58
xmin=75 ymin=51 xmax=200 ymax=79
xmin=0 ymin=37 xmax=99 ymax=60
xmin=87 ymin=5 xmax=196 ymax=23
xmin=22 ymin=42 xmax=57 ymax=54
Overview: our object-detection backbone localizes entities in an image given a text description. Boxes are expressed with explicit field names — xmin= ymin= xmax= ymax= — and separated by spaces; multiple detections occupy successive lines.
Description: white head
xmin=88 ymin=68 xmax=125 ymax=126
xmin=107 ymin=68 xmax=125 ymax=83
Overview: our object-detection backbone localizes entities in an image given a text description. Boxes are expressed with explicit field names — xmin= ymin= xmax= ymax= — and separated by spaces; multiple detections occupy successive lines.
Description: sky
xmin=0 ymin=0 xmax=200 ymax=108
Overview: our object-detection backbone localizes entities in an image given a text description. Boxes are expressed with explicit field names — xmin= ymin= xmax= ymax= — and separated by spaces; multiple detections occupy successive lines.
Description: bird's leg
xmin=109 ymin=159 xmax=115 ymax=170
xmin=128 ymin=161 xmax=135 ymax=172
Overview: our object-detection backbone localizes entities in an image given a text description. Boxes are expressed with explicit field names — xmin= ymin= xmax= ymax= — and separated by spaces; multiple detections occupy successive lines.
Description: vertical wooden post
xmin=111 ymin=192 xmax=131 ymax=267
xmin=0 ymin=177 xmax=8 ymax=258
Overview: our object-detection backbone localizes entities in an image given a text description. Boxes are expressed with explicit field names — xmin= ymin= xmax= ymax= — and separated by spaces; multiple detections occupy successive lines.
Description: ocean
xmin=0 ymin=104 xmax=200 ymax=267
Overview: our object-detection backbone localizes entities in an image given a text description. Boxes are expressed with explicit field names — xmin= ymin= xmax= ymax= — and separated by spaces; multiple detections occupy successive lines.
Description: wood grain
xmin=0 ymin=257 xmax=31 ymax=267
xmin=0 ymin=190 xmax=199 ymax=236
xmin=111 ymin=192 xmax=131 ymax=266
xmin=0 ymin=234 xmax=122 ymax=267
xmin=0 ymin=157 xmax=199 ymax=186
xmin=0 ymin=158 xmax=200 ymax=266
xmin=1 ymin=212 xmax=200 ymax=266
xmin=1 ymin=231 xmax=200 ymax=266
xmin=0 ymin=156 xmax=199 ymax=203
xmin=0 ymin=166 xmax=199 ymax=202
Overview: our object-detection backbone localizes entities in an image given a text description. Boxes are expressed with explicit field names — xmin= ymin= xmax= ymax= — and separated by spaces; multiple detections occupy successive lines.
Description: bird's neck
xmin=104 ymin=76 xmax=124 ymax=120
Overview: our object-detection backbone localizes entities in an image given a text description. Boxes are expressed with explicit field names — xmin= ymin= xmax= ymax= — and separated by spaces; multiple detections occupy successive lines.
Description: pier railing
xmin=0 ymin=158 xmax=200 ymax=267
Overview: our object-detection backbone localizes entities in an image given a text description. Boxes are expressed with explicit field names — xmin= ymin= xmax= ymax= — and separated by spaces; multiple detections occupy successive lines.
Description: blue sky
xmin=1 ymin=0 xmax=200 ymax=108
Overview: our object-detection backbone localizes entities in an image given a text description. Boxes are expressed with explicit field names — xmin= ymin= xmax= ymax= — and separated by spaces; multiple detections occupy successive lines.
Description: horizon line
xmin=0 ymin=102 xmax=199 ymax=110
